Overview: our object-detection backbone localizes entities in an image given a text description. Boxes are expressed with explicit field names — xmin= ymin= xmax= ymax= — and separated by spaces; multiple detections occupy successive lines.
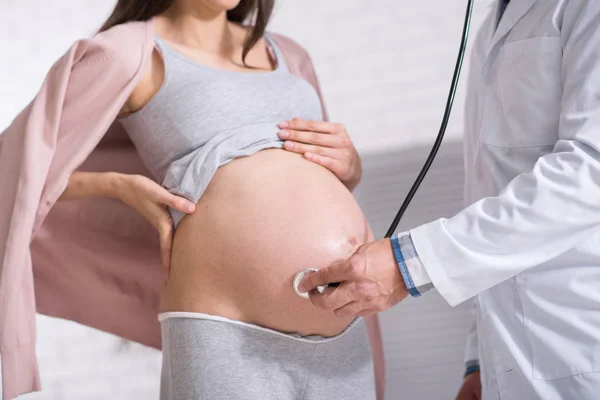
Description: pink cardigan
xmin=0 ymin=19 xmax=385 ymax=399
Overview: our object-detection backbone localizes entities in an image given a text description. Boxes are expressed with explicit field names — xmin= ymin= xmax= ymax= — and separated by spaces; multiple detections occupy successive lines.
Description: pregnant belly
xmin=161 ymin=149 xmax=372 ymax=337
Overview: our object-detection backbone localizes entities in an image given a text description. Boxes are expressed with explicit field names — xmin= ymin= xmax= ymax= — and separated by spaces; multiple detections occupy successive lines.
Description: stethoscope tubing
xmin=295 ymin=0 xmax=476 ymax=296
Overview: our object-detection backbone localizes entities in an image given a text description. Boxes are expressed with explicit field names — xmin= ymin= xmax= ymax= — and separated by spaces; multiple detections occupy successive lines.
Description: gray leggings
xmin=159 ymin=312 xmax=376 ymax=400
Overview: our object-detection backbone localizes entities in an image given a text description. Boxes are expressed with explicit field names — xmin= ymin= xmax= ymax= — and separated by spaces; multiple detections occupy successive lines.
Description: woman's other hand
xmin=114 ymin=174 xmax=196 ymax=271
xmin=279 ymin=118 xmax=362 ymax=191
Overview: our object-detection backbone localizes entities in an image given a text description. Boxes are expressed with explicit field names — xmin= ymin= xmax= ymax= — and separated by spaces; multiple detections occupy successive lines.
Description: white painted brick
xmin=0 ymin=1 xmax=495 ymax=399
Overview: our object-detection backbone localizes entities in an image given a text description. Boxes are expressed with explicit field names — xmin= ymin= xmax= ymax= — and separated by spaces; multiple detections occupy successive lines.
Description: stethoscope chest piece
xmin=293 ymin=268 xmax=327 ymax=299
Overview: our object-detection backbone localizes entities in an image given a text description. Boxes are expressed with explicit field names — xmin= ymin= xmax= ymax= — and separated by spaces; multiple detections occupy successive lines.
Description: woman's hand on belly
xmin=113 ymin=174 xmax=196 ymax=271
xmin=278 ymin=118 xmax=362 ymax=191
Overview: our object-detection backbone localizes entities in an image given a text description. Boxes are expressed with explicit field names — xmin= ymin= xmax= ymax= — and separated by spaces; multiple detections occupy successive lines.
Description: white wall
xmin=0 ymin=0 xmax=494 ymax=398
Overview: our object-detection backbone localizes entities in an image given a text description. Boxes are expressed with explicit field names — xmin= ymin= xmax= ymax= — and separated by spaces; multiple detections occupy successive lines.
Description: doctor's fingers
xmin=318 ymin=286 xmax=384 ymax=318
xmin=307 ymin=281 xmax=356 ymax=312
xmin=333 ymin=285 xmax=388 ymax=317
xmin=308 ymin=279 xmax=382 ymax=314
xmin=334 ymin=301 xmax=379 ymax=318
xmin=300 ymin=260 xmax=358 ymax=292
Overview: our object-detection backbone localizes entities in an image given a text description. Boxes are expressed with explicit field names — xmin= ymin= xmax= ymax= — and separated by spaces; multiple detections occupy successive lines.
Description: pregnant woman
xmin=0 ymin=0 xmax=384 ymax=399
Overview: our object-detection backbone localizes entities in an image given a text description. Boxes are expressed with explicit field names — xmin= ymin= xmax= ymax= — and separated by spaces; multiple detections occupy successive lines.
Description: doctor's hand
xmin=300 ymin=239 xmax=408 ymax=317
xmin=455 ymin=371 xmax=481 ymax=400
xmin=278 ymin=118 xmax=362 ymax=191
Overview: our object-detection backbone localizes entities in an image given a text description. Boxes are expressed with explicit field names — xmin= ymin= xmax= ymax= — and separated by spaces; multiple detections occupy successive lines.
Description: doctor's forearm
xmin=402 ymin=0 xmax=600 ymax=307
xmin=410 ymin=140 xmax=600 ymax=306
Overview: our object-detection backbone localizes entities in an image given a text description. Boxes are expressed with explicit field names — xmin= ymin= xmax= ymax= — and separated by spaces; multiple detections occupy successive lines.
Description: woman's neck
xmin=158 ymin=3 xmax=237 ymax=54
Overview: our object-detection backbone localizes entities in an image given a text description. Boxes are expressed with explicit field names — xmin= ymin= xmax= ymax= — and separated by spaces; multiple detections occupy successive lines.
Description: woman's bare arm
xmin=58 ymin=171 xmax=122 ymax=201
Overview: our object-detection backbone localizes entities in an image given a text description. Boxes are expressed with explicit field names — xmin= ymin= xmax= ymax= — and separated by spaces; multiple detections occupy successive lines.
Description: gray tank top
xmin=120 ymin=34 xmax=323 ymax=226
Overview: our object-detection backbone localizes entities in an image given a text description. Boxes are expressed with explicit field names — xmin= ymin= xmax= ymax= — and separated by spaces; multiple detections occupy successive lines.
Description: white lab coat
xmin=409 ymin=0 xmax=600 ymax=399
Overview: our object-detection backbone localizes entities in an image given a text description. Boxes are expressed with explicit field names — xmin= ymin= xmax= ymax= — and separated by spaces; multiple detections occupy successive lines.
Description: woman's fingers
xmin=304 ymin=152 xmax=343 ymax=173
xmin=156 ymin=210 xmax=174 ymax=271
xmin=139 ymin=195 xmax=175 ymax=271
xmin=280 ymin=119 xmax=342 ymax=134
xmin=279 ymin=129 xmax=339 ymax=147
xmin=283 ymin=141 xmax=345 ymax=171
xmin=164 ymin=194 xmax=195 ymax=214
xmin=132 ymin=175 xmax=195 ymax=214
xmin=283 ymin=140 xmax=329 ymax=156
xmin=282 ymin=141 xmax=350 ymax=181
xmin=153 ymin=187 xmax=195 ymax=214
xmin=118 ymin=175 xmax=179 ymax=272
xmin=278 ymin=119 xmax=359 ymax=190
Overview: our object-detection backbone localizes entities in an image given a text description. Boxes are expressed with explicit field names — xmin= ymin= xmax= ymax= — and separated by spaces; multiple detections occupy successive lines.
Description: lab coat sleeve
xmin=410 ymin=0 xmax=600 ymax=306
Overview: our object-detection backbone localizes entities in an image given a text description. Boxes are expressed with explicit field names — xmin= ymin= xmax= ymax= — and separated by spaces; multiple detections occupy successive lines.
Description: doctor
xmin=297 ymin=0 xmax=600 ymax=399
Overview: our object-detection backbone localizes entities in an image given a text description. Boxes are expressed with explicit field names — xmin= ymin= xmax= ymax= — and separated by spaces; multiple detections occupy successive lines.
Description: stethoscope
xmin=294 ymin=0 xmax=475 ymax=299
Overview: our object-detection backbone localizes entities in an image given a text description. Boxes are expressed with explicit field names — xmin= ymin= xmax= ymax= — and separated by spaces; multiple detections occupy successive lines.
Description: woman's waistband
xmin=158 ymin=311 xmax=362 ymax=344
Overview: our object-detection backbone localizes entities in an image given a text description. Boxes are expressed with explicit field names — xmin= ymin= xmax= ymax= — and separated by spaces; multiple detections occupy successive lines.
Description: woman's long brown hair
xmin=99 ymin=0 xmax=275 ymax=64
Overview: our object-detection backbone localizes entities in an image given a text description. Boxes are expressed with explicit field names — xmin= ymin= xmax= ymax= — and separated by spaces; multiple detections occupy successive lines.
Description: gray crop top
xmin=120 ymin=34 xmax=323 ymax=227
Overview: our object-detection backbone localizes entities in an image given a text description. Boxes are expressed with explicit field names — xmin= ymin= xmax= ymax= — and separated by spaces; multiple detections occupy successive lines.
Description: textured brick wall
xmin=1 ymin=0 xmax=494 ymax=398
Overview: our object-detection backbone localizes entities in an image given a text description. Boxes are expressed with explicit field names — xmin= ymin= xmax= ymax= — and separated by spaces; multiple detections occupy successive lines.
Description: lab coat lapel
xmin=485 ymin=0 xmax=537 ymax=60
